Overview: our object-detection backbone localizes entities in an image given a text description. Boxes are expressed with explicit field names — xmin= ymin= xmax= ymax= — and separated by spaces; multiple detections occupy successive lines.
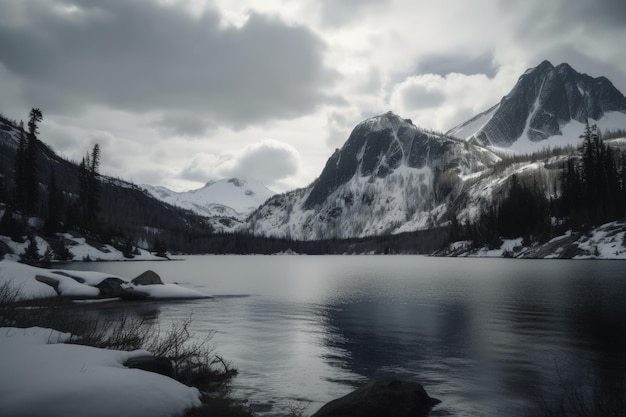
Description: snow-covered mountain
xmin=448 ymin=60 xmax=626 ymax=150
xmin=143 ymin=178 xmax=275 ymax=223
xmin=248 ymin=112 xmax=500 ymax=240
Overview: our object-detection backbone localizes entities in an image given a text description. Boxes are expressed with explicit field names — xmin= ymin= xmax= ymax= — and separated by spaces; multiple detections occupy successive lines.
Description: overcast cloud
xmin=0 ymin=0 xmax=624 ymax=192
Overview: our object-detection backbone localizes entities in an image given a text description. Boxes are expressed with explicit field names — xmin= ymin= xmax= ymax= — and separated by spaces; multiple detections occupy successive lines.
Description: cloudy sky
xmin=1 ymin=0 xmax=625 ymax=192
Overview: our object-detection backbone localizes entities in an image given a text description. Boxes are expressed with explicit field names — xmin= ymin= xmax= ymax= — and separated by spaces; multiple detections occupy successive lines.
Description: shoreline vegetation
xmin=0 ymin=261 xmax=250 ymax=417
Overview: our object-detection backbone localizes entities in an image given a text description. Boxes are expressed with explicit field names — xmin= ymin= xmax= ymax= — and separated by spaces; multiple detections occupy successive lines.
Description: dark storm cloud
xmin=496 ymin=0 xmax=626 ymax=92
xmin=416 ymin=53 xmax=497 ymax=77
xmin=156 ymin=113 xmax=216 ymax=137
xmin=502 ymin=0 xmax=626 ymax=31
xmin=0 ymin=0 xmax=338 ymax=128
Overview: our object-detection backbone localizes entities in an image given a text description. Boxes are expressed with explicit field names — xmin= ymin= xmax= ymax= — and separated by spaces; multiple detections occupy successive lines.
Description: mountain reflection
xmin=315 ymin=271 xmax=626 ymax=416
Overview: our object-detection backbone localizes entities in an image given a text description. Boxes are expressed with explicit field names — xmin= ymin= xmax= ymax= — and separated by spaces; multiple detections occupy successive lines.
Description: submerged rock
xmin=312 ymin=377 xmax=440 ymax=417
xmin=131 ymin=270 xmax=164 ymax=286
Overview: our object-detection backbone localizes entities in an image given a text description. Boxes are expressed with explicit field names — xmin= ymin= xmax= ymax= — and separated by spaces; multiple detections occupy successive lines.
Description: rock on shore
xmin=312 ymin=377 xmax=440 ymax=417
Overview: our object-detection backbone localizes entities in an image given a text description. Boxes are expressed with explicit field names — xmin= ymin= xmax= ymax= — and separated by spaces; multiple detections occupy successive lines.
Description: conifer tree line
xmin=5 ymin=109 xmax=103 ymax=236
xmin=78 ymin=143 xmax=102 ymax=231
xmin=560 ymin=122 xmax=625 ymax=228
xmin=0 ymin=109 xmax=217 ymax=260
xmin=466 ymin=121 xmax=626 ymax=249
xmin=13 ymin=109 xmax=42 ymax=214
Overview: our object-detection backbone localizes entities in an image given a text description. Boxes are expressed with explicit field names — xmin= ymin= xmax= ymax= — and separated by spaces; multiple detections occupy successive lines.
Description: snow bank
xmin=0 ymin=260 xmax=211 ymax=301
xmin=0 ymin=326 xmax=201 ymax=417
xmin=0 ymin=262 xmax=58 ymax=301
xmin=0 ymin=233 xmax=165 ymax=263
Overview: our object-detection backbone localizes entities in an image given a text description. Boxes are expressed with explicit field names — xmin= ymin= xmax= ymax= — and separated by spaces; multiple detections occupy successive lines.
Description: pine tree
xmin=0 ymin=206 xmax=24 ymax=240
xmin=23 ymin=108 xmax=43 ymax=214
xmin=19 ymin=235 xmax=41 ymax=266
xmin=14 ymin=121 xmax=27 ymax=209
xmin=78 ymin=144 xmax=101 ymax=232
xmin=87 ymin=144 xmax=101 ymax=226
xmin=51 ymin=237 xmax=74 ymax=261
xmin=561 ymin=121 xmax=624 ymax=229
xmin=153 ymin=237 xmax=167 ymax=257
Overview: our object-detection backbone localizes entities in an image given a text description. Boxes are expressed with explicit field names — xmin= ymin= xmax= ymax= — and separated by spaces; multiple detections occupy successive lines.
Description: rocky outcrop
xmin=34 ymin=275 xmax=61 ymax=295
xmin=124 ymin=356 xmax=175 ymax=378
xmin=96 ymin=277 xmax=148 ymax=300
xmin=131 ymin=270 xmax=164 ymax=286
xmin=311 ymin=378 xmax=440 ymax=417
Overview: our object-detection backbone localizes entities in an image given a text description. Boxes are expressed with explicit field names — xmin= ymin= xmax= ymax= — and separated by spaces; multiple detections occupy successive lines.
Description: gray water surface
xmin=62 ymin=256 xmax=626 ymax=416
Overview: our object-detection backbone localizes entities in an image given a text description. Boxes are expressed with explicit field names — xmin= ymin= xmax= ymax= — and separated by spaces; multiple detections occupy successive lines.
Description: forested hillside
xmin=0 ymin=111 xmax=215 ymax=258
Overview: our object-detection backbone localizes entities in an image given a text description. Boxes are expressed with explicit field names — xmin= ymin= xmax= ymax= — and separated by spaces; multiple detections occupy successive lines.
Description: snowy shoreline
xmin=0 ymin=260 xmax=216 ymax=417
xmin=0 ymin=260 xmax=211 ymax=302
xmin=0 ymin=326 xmax=202 ymax=417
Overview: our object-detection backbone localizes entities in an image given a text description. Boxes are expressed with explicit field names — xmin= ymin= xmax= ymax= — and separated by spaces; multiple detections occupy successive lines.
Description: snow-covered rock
xmin=0 ymin=260 xmax=211 ymax=301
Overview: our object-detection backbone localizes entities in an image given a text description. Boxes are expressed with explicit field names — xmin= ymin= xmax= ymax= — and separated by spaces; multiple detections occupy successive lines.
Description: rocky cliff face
xmin=305 ymin=112 xmax=492 ymax=208
xmin=248 ymin=112 xmax=499 ymax=240
xmin=448 ymin=60 xmax=626 ymax=147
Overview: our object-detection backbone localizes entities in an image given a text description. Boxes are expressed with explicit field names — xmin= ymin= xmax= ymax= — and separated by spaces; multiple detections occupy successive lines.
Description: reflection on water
xmin=62 ymin=256 xmax=626 ymax=417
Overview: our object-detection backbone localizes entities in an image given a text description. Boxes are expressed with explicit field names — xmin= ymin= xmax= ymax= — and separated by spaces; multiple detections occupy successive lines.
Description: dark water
xmin=62 ymin=256 xmax=626 ymax=416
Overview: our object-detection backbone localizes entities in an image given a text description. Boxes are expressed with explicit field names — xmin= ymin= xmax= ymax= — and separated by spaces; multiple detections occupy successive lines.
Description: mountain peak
xmin=357 ymin=111 xmax=416 ymax=133
xmin=555 ymin=62 xmax=574 ymax=73
xmin=448 ymin=60 xmax=626 ymax=147
xmin=537 ymin=59 xmax=555 ymax=69
xmin=145 ymin=177 xmax=276 ymax=219
xmin=303 ymin=112 xmax=496 ymax=209
xmin=227 ymin=178 xmax=245 ymax=187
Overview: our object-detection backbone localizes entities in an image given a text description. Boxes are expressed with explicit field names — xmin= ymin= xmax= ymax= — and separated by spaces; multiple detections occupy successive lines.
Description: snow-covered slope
xmin=248 ymin=112 xmax=500 ymax=240
xmin=143 ymin=178 xmax=275 ymax=220
xmin=448 ymin=60 xmax=626 ymax=150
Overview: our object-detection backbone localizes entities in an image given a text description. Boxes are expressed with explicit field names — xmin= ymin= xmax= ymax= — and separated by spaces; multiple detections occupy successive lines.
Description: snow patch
xmin=0 ymin=327 xmax=201 ymax=417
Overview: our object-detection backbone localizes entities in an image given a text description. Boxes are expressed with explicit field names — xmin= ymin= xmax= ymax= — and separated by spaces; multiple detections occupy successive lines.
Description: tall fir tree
xmin=78 ymin=144 xmax=101 ymax=232
xmin=19 ymin=235 xmax=41 ymax=266
xmin=561 ymin=120 xmax=624 ymax=229
xmin=23 ymin=108 xmax=43 ymax=214
xmin=14 ymin=121 xmax=27 ymax=209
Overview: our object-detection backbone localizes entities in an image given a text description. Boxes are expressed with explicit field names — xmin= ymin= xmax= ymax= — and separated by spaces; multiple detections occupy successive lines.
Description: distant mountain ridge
xmin=448 ymin=60 xmax=626 ymax=148
xmin=143 ymin=178 xmax=275 ymax=220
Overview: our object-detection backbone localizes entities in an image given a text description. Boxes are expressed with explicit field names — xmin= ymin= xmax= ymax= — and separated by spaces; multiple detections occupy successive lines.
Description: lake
xmin=61 ymin=255 xmax=626 ymax=416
